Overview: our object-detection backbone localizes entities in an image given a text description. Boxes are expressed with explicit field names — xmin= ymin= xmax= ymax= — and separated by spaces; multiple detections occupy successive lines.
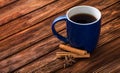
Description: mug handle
xmin=51 ymin=15 xmax=69 ymax=43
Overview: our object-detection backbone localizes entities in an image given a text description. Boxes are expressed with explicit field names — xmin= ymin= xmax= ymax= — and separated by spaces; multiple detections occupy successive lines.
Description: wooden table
xmin=0 ymin=0 xmax=119 ymax=73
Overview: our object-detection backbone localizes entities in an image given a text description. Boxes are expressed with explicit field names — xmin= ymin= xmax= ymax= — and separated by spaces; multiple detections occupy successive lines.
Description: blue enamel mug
xmin=51 ymin=6 xmax=101 ymax=53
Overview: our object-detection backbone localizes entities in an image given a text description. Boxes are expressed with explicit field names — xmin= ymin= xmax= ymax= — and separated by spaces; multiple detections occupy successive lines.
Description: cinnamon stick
xmin=56 ymin=52 xmax=90 ymax=58
xmin=59 ymin=44 xmax=87 ymax=55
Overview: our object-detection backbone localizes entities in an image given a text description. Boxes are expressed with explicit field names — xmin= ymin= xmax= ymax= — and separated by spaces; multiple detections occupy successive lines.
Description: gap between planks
xmin=0 ymin=0 xmax=118 ymax=61
xmin=0 ymin=0 xmax=56 ymax=26
xmin=0 ymin=0 xmax=118 ymax=65
xmin=0 ymin=0 xmax=85 ymax=41
xmin=53 ymin=37 xmax=120 ymax=73
xmin=0 ymin=0 xmax=86 ymax=57
xmin=12 ymin=17 xmax=119 ymax=72
xmin=25 ymin=36 xmax=120 ymax=73
xmin=0 ymin=0 xmax=119 ymax=41
xmin=0 ymin=0 xmax=17 ymax=9
xmin=0 ymin=0 xmax=119 ymax=72
xmin=0 ymin=0 xmax=118 ymax=52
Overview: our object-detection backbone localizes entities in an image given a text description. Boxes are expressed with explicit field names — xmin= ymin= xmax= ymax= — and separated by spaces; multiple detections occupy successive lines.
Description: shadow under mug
xmin=51 ymin=6 xmax=101 ymax=53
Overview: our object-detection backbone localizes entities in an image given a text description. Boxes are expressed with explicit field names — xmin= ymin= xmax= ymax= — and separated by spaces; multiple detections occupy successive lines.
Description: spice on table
xmin=56 ymin=44 xmax=90 ymax=68
xmin=56 ymin=52 xmax=90 ymax=59
xmin=59 ymin=44 xmax=88 ymax=55
xmin=63 ymin=55 xmax=76 ymax=68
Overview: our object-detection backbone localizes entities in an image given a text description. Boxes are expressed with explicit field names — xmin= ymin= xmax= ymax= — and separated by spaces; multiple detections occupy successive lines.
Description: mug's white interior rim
xmin=66 ymin=5 xmax=101 ymax=25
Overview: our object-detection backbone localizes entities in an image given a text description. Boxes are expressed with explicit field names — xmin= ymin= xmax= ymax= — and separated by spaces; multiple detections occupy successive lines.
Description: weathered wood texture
xmin=0 ymin=0 xmax=84 ymax=40
xmin=0 ymin=0 xmax=55 ymax=26
xmin=0 ymin=0 xmax=17 ymax=8
xmin=0 ymin=0 xmax=119 ymax=73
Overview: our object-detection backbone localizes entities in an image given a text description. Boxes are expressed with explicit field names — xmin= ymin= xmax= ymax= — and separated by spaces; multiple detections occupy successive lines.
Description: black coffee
xmin=70 ymin=13 xmax=97 ymax=23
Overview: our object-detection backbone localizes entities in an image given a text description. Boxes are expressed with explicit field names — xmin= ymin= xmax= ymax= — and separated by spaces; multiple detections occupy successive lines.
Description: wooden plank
xmin=0 ymin=33 xmax=64 ymax=72
xmin=94 ymin=58 xmax=120 ymax=73
xmin=82 ymin=0 xmax=119 ymax=25
xmin=14 ymin=50 xmax=58 ymax=73
xmin=0 ymin=0 xmax=55 ymax=26
xmin=1 ymin=0 xmax=118 ymax=71
xmin=101 ymin=4 xmax=120 ymax=24
xmin=33 ymin=58 xmax=65 ymax=73
xmin=30 ymin=14 xmax=120 ymax=73
xmin=0 ymin=0 xmax=17 ymax=8
xmin=17 ymin=2 xmax=120 ymax=72
xmin=55 ymin=17 xmax=120 ymax=73
xmin=14 ymin=18 xmax=119 ymax=72
xmin=17 ymin=50 xmax=63 ymax=73
xmin=109 ymin=67 xmax=120 ymax=73
xmin=81 ymin=0 xmax=118 ymax=9
xmin=0 ymin=0 xmax=84 ymax=59
xmin=30 ymin=35 xmax=120 ymax=73
xmin=100 ymin=17 xmax=120 ymax=36
xmin=0 ymin=0 xmax=119 ymax=60
xmin=0 ymin=0 xmax=119 ymax=41
xmin=0 ymin=14 xmax=65 ymax=60
xmin=15 ymin=49 xmax=67 ymax=73
xmin=1 ymin=18 xmax=119 ymax=72
xmin=0 ymin=0 xmax=84 ymax=41
xmin=79 ymin=47 xmax=120 ymax=73
xmin=55 ymin=37 xmax=120 ymax=73
xmin=2 ymin=0 xmax=118 ymax=71
xmin=98 ymin=18 xmax=120 ymax=47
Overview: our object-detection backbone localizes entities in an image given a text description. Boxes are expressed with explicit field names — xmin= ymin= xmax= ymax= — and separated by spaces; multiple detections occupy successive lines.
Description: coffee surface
xmin=70 ymin=13 xmax=97 ymax=23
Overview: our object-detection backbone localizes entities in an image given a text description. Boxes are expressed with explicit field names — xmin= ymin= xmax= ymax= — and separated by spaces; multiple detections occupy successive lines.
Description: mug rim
xmin=66 ymin=5 xmax=101 ymax=25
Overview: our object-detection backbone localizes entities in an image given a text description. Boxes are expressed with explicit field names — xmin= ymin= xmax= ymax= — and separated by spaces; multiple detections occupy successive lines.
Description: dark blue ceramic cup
xmin=51 ymin=6 xmax=101 ymax=53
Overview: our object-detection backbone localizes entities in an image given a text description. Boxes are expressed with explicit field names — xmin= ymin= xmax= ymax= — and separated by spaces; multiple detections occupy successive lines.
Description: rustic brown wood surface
xmin=0 ymin=0 xmax=17 ymax=8
xmin=0 ymin=0 xmax=119 ymax=73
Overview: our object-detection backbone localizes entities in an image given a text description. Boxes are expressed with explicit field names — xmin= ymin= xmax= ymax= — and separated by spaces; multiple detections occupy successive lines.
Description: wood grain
xmin=0 ymin=0 xmax=84 ymax=60
xmin=0 ymin=0 xmax=17 ymax=8
xmin=55 ymin=16 xmax=120 ymax=73
xmin=0 ymin=0 xmax=55 ymax=26
xmin=14 ymin=50 xmax=58 ymax=73
xmin=0 ymin=0 xmax=119 ymax=72
xmin=0 ymin=0 xmax=118 ymax=56
xmin=29 ymin=13 xmax=120 ymax=73
xmin=0 ymin=1 xmax=117 ymax=65
xmin=0 ymin=34 xmax=63 ymax=72
xmin=98 ymin=18 xmax=120 ymax=47
xmin=0 ymin=0 xmax=84 ymax=41
xmin=56 ymin=37 xmax=120 ymax=73
xmin=34 ymin=59 xmax=65 ymax=73
xmin=94 ymin=58 xmax=120 ymax=73
xmin=14 ymin=17 xmax=119 ymax=73
xmin=0 ymin=0 xmax=118 ymax=41
xmin=100 ymin=17 xmax=120 ymax=36
xmin=81 ymin=0 xmax=118 ymax=10
xmin=0 ymin=14 xmax=65 ymax=60
xmin=1 ymin=0 xmax=118 ymax=71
